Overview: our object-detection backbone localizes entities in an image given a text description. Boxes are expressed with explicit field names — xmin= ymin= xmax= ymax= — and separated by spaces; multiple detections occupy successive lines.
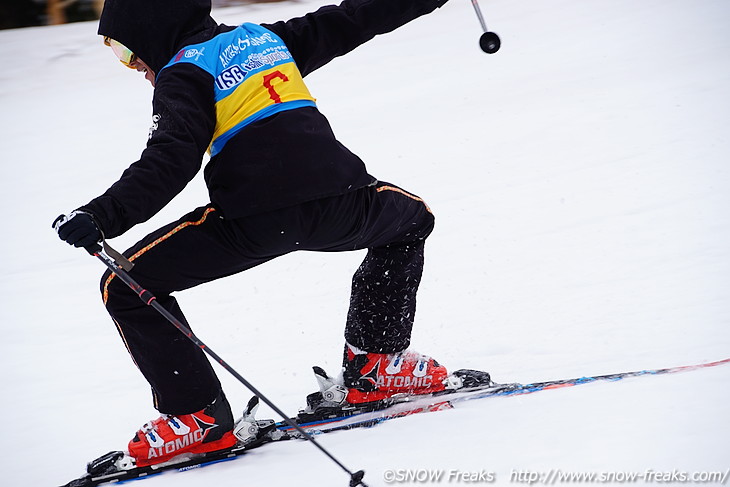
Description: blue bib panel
xmin=162 ymin=23 xmax=317 ymax=157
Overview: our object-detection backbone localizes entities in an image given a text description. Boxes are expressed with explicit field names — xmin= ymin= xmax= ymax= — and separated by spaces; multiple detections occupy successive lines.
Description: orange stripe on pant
xmin=102 ymin=207 xmax=217 ymax=305
xmin=376 ymin=185 xmax=432 ymax=214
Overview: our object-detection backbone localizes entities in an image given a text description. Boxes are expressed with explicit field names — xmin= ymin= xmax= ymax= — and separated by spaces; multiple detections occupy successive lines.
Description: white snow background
xmin=1 ymin=0 xmax=729 ymax=485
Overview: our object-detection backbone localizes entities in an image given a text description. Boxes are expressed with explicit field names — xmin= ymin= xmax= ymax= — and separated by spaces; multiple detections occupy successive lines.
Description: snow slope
xmin=1 ymin=0 xmax=729 ymax=485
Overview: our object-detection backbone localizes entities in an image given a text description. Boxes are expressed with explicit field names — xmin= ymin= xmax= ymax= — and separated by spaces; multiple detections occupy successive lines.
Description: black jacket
xmin=83 ymin=0 xmax=448 ymax=238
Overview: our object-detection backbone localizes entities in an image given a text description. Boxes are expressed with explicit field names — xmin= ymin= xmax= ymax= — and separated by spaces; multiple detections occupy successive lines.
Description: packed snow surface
xmin=1 ymin=0 xmax=729 ymax=485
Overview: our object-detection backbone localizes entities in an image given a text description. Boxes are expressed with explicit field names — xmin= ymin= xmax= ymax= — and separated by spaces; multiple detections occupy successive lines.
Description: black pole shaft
xmin=93 ymin=249 xmax=367 ymax=487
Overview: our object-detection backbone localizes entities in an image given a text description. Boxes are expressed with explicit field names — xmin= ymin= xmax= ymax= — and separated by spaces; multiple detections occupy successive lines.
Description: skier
xmin=54 ymin=0 xmax=452 ymax=467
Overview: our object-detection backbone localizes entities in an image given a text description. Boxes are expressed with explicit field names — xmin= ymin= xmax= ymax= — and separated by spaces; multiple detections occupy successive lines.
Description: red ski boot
xmin=343 ymin=344 xmax=449 ymax=404
xmin=128 ymin=392 xmax=237 ymax=467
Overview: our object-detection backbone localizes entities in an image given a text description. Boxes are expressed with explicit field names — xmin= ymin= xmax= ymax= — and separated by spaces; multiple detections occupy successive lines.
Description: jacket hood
xmin=98 ymin=0 xmax=218 ymax=75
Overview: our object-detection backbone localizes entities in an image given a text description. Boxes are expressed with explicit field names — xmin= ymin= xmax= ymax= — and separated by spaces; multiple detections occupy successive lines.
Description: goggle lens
xmin=103 ymin=37 xmax=137 ymax=69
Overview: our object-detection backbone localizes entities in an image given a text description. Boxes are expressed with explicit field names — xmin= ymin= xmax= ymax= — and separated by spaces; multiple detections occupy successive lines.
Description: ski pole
xmin=468 ymin=0 xmax=501 ymax=53
xmin=87 ymin=243 xmax=368 ymax=487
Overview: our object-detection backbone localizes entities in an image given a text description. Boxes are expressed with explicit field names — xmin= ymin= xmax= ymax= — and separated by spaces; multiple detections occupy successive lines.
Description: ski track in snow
xmin=1 ymin=0 xmax=729 ymax=485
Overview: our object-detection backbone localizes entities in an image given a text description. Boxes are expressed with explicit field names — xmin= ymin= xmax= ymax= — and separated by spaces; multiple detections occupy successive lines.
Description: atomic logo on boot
xmin=362 ymin=355 xmax=435 ymax=390
xmin=146 ymin=415 xmax=218 ymax=461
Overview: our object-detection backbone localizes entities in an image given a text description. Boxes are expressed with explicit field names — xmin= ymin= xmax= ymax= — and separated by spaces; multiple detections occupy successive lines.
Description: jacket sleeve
xmin=262 ymin=0 xmax=449 ymax=77
xmin=79 ymin=64 xmax=216 ymax=239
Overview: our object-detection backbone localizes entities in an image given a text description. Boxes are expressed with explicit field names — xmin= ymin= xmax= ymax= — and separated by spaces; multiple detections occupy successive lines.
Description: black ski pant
xmin=101 ymin=182 xmax=435 ymax=414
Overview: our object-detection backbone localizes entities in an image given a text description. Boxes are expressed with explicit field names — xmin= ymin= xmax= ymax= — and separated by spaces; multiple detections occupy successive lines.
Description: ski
xmin=60 ymin=358 xmax=730 ymax=487
xmin=61 ymin=448 xmax=251 ymax=487
xmin=273 ymin=357 xmax=730 ymax=437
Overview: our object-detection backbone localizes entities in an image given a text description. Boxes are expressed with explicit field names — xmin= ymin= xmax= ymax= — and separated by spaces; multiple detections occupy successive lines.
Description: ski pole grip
xmin=102 ymin=241 xmax=134 ymax=271
xmin=85 ymin=242 xmax=103 ymax=255
xmin=89 ymin=239 xmax=134 ymax=271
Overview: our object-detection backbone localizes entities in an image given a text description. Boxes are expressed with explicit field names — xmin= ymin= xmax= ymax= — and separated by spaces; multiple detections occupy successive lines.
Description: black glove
xmin=53 ymin=211 xmax=103 ymax=250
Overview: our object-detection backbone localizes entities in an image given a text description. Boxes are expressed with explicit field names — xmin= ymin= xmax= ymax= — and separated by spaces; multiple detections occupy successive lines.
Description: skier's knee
xmin=409 ymin=206 xmax=435 ymax=243
xmin=421 ymin=210 xmax=435 ymax=240
xmin=100 ymin=269 xmax=114 ymax=305
xmin=99 ymin=268 xmax=132 ymax=311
